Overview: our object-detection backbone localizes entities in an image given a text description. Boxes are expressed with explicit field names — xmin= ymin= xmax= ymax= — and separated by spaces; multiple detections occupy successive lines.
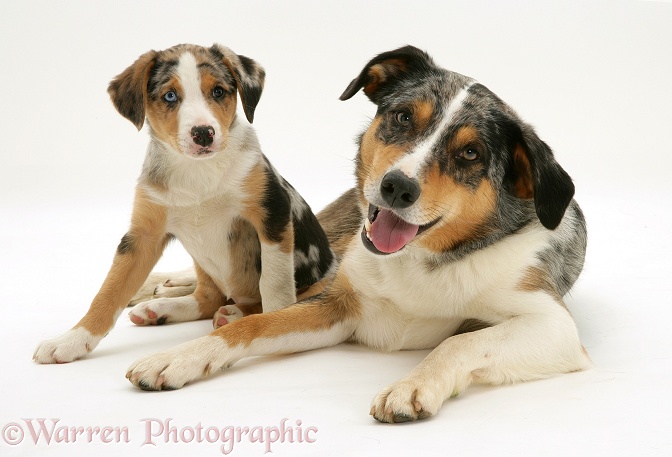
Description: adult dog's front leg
xmin=34 ymin=187 xmax=170 ymax=363
xmin=370 ymin=293 xmax=592 ymax=423
xmin=127 ymin=273 xmax=359 ymax=390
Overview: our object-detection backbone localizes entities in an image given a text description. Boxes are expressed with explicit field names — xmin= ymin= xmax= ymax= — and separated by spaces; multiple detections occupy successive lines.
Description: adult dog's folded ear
xmin=210 ymin=44 xmax=265 ymax=124
xmin=339 ymin=45 xmax=435 ymax=104
xmin=508 ymin=122 xmax=575 ymax=230
xmin=108 ymin=50 xmax=158 ymax=130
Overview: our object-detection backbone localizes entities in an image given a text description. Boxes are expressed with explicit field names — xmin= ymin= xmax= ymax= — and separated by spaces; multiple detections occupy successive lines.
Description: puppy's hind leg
xmin=130 ymin=264 xmax=225 ymax=325
xmin=128 ymin=267 xmax=197 ymax=306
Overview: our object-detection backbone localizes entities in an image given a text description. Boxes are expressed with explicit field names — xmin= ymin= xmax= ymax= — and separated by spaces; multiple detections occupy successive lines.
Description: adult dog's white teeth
xmin=364 ymin=219 xmax=373 ymax=241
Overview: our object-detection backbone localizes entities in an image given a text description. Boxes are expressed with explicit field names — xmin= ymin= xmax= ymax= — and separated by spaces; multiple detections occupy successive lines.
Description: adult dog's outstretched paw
xmin=370 ymin=377 xmax=443 ymax=423
xmin=126 ymin=336 xmax=230 ymax=390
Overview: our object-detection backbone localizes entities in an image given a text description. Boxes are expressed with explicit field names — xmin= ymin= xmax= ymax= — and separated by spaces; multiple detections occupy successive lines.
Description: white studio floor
xmin=2 ymin=1 xmax=672 ymax=456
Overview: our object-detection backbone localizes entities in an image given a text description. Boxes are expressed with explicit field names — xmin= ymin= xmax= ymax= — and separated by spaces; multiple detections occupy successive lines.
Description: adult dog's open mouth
xmin=362 ymin=204 xmax=440 ymax=255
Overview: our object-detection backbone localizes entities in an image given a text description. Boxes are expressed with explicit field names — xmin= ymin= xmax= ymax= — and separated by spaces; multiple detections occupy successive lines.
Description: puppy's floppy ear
xmin=108 ymin=50 xmax=158 ymax=130
xmin=210 ymin=44 xmax=265 ymax=123
xmin=509 ymin=123 xmax=575 ymax=230
xmin=340 ymin=45 xmax=435 ymax=104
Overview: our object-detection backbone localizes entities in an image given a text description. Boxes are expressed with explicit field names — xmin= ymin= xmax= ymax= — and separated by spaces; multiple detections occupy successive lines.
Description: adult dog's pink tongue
xmin=370 ymin=209 xmax=419 ymax=253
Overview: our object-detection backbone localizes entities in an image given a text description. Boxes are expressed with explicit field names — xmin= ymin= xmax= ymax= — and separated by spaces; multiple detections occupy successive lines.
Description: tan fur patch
xmin=76 ymin=187 xmax=169 ymax=335
xmin=359 ymin=117 xmax=408 ymax=186
xmin=517 ymin=266 xmax=564 ymax=307
xmin=225 ymin=217 xmax=263 ymax=301
xmin=418 ymin=171 xmax=497 ymax=252
xmin=194 ymin=263 xmax=227 ymax=318
xmin=145 ymin=75 xmax=182 ymax=152
xmin=241 ymin=161 xmax=267 ymax=236
xmin=412 ymin=100 xmax=434 ymax=132
xmin=452 ymin=125 xmax=480 ymax=148
xmin=364 ymin=59 xmax=408 ymax=96
xmin=212 ymin=271 xmax=360 ymax=347
xmin=200 ymin=71 xmax=237 ymax=137
xmin=512 ymin=144 xmax=534 ymax=199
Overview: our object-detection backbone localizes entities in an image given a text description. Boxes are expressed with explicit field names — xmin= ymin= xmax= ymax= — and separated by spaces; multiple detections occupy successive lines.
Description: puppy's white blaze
xmin=396 ymin=83 xmax=475 ymax=178
xmin=176 ymin=53 xmax=218 ymax=150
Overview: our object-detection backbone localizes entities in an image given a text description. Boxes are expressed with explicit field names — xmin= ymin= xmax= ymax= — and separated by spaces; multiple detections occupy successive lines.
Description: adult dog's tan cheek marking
xmin=418 ymin=171 xmax=497 ymax=252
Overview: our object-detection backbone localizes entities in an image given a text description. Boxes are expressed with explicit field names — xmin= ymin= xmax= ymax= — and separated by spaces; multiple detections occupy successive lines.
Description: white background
xmin=1 ymin=0 xmax=671 ymax=455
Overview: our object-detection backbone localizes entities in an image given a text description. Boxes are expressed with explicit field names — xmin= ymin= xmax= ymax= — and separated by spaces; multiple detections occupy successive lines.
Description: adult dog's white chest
xmin=344 ymin=225 xmax=552 ymax=350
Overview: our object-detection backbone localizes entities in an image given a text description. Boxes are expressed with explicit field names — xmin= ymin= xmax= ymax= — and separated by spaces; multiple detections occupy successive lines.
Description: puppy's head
xmin=341 ymin=46 xmax=574 ymax=255
xmin=108 ymin=43 xmax=265 ymax=159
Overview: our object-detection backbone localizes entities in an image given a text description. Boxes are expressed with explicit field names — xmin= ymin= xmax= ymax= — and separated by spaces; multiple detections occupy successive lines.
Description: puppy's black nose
xmin=191 ymin=125 xmax=215 ymax=147
xmin=380 ymin=170 xmax=421 ymax=209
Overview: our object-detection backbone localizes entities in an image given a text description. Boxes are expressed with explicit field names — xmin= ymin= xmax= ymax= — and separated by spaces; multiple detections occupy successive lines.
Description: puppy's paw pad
xmin=33 ymin=328 xmax=102 ymax=364
xmin=212 ymin=305 xmax=243 ymax=329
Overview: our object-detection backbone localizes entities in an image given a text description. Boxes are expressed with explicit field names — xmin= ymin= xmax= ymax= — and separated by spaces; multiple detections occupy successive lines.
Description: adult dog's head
xmin=340 ymin=46 xmax=574 ymax=256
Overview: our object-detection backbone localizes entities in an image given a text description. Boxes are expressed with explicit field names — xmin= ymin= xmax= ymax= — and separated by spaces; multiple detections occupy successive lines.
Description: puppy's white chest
xmin=166 ymin=198 xmax=241 ymax=285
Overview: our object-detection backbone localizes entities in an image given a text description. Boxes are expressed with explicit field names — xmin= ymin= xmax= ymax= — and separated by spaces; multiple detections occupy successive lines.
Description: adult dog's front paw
xmin=370 ymin=377 xmax=445 ymax=423
xmin=126 ymin=336 xmax=230 ymax=391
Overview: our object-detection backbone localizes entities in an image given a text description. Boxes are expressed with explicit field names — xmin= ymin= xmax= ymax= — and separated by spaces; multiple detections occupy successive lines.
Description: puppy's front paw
xmin=126 ymin=336 xmax=230 ymax=391
xmin=370 ymin=377 xmax=444 ymax=423
xmin=212 ymin=304 xmax=244 ymax=329
xmin=33 ymin=328 xmax=102 ymax=364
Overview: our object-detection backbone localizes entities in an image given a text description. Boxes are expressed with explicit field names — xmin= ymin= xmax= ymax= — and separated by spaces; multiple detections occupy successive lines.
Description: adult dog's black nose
xmin=380 ymin=170 xmax=421 ymax=209
xmin=191 ymin=125 xmax=215 ymax=147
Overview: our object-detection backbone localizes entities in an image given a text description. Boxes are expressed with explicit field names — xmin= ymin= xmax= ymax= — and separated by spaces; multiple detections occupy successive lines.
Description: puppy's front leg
xmin=257 ymin=230 xmax=297 ymax=312
xmin=34 ymin=187 xmax=170 ymax=363
xmin=370 ymin=292 xmax=592 ymax=423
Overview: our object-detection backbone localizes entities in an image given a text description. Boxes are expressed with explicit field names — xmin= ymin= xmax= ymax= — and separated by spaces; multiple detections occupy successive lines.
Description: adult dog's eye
xmin=395 ymin=111 xmax=412 ymax=126
xmin=212 ymin=86 xmax=225 ymax=98
xmin=163 ymin=91 xmax=178 ymax=103
xmin=459 ymin=148 xmax=480 ymax=161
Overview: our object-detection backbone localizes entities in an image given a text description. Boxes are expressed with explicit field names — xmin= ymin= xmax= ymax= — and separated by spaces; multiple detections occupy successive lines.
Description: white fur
xmin=34 ymin=307 xmax=122 ymax=363
xmin=258 ymin=243 xmax=296 ymax=312
xmin=34 ymin=328 xmax=103 ymax=364
xmin=129 ymin=296 xmax=202 ymax=324
xmin=395 ymin=83 xmax=474 ymax=179
xmin=176 ymin=53 xmax=223 ymax=158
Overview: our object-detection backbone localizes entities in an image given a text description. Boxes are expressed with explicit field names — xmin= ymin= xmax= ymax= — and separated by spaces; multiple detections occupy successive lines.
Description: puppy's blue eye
xmin=163 ymin=91 xmax=177 ymax=103
xmin=212 ymin=86 xmax=225 ymax=98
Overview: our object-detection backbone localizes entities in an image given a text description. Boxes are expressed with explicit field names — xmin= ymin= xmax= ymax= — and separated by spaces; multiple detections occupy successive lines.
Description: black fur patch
xmin=117 ymin=233 xmax=134 ymax=255
xmin=261 ymin=167 xmax=291 ymax=244
xmin=293 ymin=205 xmax=334 ymax=289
